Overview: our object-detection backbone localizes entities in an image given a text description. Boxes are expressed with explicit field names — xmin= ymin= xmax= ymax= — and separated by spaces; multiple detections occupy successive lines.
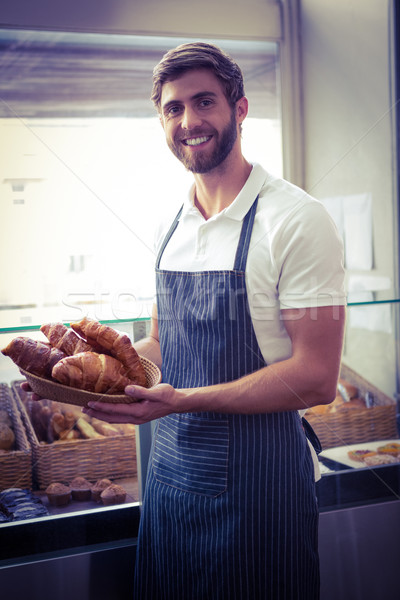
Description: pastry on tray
xmin=100 ymin=483 xmax=127 ymax=506
xmin=46 ymin=482 xmax=72 ymax=507
xmin=70 ymin=476 xmax=92 ymax=501
xmin=91 ymin=478 xmax=113 ymax=503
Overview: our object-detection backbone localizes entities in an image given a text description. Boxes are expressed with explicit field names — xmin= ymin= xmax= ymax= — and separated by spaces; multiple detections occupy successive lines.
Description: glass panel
xmin=0 ymin=29 xmax=282 ymax=332
xmin=0 ymin=29 xmax=282 ymax=530
xmin=308 ymin=301 xmax=400 ymax=484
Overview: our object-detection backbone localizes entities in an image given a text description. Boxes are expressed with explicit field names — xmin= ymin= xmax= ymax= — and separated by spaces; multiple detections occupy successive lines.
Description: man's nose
xmin=181 ymin=106 xmax=202 ymax=130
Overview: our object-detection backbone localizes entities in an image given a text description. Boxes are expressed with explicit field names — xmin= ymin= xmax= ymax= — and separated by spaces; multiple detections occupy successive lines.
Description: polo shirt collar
xmin=180 ymin=163 xmax=269 ymax=222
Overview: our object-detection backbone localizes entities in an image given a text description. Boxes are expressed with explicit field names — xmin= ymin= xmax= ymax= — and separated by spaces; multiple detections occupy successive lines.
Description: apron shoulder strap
xmin=156 ymin=205 xmax=183 ymax=269
xmin=233 ymin=196 xmax=259 ymax=272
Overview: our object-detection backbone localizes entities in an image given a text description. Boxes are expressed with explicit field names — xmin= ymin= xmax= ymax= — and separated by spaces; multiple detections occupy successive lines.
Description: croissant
xmin=41 ymin=322 xmax=93 ymax=355
xmin=71 ymin=317 xmax=147 ymax=386
xmin=1 ymin=337 xmax=66 ymax=378
xmin=52 ymin=351 xmax=135 ymax=394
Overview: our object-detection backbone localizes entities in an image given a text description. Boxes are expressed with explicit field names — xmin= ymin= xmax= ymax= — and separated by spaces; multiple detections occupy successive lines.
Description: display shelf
xmin=0 ymin=316 xmax=151 ymax=335
xmin=0 ymin=305 xmax=399 ymax=567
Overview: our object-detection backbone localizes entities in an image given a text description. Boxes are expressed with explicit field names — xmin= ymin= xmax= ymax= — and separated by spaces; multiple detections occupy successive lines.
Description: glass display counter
xmin=0 ymin=305 xmax=399 ymax=587
xmin=0 ymin=319 xmax=150 ymax=567
xmin=315 ymin=296 xmax=400 ymax=510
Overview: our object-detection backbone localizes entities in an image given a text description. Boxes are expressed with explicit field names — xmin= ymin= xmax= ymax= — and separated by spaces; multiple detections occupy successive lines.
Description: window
xmin=0 ymin=29 xmax=282 ymax=334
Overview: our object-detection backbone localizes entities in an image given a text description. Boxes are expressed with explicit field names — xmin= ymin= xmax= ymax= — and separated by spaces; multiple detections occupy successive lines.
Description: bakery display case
xmin=0 ymin=302 xmax=399 ymax=536
xmin=314 ymin=296 xmax=400 ymax=512
xmin=0 ymin=308 xmax=399 ymax=600
xmin=0 ymin=319 xmax=152 ymax=569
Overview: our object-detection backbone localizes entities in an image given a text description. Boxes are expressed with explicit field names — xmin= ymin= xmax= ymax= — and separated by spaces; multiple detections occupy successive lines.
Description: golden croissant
xmin=71 ymin=317 xmax=147 ymax=386
xmin=52 ymin=351 xmax=136 ymax=394
xmin=41 ymin=322 xmax=93 ymax=355
xmin=1 ymin=337 xmax=65 ymax=378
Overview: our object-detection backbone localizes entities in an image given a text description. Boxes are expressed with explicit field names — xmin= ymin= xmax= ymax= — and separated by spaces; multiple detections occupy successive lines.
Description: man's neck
xmin=193 ymin=156 xmax=252 ymax=220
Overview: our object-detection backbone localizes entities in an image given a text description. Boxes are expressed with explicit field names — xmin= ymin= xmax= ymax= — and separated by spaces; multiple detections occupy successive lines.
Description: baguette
xmin=75 ymin=417 xmax=103 ymax=439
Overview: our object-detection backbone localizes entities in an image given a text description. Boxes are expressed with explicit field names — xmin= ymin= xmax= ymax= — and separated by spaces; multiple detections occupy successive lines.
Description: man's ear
xmin=159 ymin=113 xmax=165 ymax=129
xmin=236 ymin=96 xmax=249 ymax=125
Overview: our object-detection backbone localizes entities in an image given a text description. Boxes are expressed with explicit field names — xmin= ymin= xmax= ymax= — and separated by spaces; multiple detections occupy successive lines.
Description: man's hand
xmin=82 ymin=383 xmax=179 ymax=425
xmin=20 ymin=381 xmax=44 ymax=402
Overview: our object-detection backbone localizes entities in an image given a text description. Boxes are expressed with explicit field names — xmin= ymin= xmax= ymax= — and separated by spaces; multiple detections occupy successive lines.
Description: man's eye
xmin=199 ymin=99 xmax=213 ymax=108
xmin=167 ymin=105 xmax=181 ymax=116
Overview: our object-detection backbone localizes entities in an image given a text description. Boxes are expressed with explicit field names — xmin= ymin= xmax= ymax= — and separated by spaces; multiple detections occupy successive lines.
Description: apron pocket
xmin=152 ymin=413 xmax=229 ymax=497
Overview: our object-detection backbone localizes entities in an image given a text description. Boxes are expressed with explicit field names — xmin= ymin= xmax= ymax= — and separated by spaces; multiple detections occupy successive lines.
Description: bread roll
xmin=0 ymin=423 xmax=15 ymax=450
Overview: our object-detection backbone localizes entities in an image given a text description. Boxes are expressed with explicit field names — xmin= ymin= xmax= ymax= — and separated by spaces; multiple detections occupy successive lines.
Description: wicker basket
xmin=19 ymin=355 xmax=162 ymax=409
xmin=304 ymin=363 xmax=398 ymax=450
xmin=12 ymin=381 xmax=137 ymax=490
xmin=0 ymin=384 xmax=32 ymax=490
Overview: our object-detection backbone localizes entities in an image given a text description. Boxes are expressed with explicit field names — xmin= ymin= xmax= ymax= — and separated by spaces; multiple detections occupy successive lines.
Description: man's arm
xmin=83 ymin=305 xmax=345 ymax=424
xmin=133 ymin=303 xmax=162 ymax=368
xmin=186 ymin=305 xmax=345 ymax=414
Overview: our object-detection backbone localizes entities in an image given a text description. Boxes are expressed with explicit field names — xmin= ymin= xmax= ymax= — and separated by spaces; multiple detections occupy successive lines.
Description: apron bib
xmin=134 ymin=199 xmax=320 ymax=600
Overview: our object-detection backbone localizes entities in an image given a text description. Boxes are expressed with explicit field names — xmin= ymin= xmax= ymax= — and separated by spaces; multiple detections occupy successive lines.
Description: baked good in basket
xmin=0 ymin=409 xmax=12 ymax=427
xmin=1 ymin=337 xmax=65 ymax=378
xmin=71 ymin=317 xmax=147 ymax=386
xmin=52 ymin=351 xmax=135 ymax=394
xmin=0 ymin=422 xmax=15 ymax=450
xmin=41 ymin=322 xmax=94 ymax=355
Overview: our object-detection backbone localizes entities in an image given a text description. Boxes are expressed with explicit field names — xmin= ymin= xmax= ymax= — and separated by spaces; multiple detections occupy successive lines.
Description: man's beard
xmin=168 ymin=110 xmax=238 ymax=174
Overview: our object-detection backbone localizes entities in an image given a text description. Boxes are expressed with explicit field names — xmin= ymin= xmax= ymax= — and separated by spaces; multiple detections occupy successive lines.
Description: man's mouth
xmin=182 ymin=136 xmax=212 ymax=147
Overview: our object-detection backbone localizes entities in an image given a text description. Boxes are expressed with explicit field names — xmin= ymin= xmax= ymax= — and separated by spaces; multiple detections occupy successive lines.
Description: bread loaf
xmin=91 ymin=418 xmax=121 ymax=437
xmin=75 ymin=417 xmax=103 ymax=439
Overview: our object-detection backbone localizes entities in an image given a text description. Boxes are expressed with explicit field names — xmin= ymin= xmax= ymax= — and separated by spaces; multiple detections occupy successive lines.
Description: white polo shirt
xmin=155 ymin=163 xmax=346 ymax=367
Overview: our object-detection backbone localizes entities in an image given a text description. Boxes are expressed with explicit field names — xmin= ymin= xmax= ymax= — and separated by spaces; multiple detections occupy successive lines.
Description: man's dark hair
xmin=151 ymin=42 xmax=245 ymax=110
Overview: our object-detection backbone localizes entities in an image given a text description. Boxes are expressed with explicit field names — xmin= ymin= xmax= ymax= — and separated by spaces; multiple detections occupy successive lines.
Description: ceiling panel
xmin=0 ymin=30 xmax=279 ymax=119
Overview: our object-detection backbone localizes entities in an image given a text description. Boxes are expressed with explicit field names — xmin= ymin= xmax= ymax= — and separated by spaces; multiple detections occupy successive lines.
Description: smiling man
xmin=160 ymin=70 xmax=241 ymax=175
xmin=85 ymin=42 xmax=346 ymax=600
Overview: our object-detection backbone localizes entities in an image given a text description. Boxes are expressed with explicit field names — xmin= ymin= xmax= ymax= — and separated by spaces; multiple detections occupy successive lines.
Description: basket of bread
xmin=1 ymin=317 xmax=161 ymax=489
xmin=304 ymin=363 xmax=398 ymax=450
xmin=0 ymin=383 xmax=32 ymax=489
xmin=2 ymin=317 xmax=161 ymax=407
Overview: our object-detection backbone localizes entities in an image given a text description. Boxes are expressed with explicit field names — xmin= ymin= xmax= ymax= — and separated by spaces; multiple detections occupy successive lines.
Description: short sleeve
xmin=276 ymin=201 xmax=346 ymax=309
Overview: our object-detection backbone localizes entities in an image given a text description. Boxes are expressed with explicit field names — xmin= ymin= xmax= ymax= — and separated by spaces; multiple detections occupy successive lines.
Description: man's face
xmin=159 ymin=69 xmax=240 ymax=174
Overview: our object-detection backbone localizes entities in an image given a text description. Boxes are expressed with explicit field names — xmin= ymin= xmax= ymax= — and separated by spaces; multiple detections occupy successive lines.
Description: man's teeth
xmin=184 ymin=136 xmax=210 ymax=146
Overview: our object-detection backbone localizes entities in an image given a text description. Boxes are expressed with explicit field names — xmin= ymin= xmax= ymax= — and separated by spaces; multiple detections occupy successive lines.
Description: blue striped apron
xmin=134 ymin=198 xmax=320 ymax=599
